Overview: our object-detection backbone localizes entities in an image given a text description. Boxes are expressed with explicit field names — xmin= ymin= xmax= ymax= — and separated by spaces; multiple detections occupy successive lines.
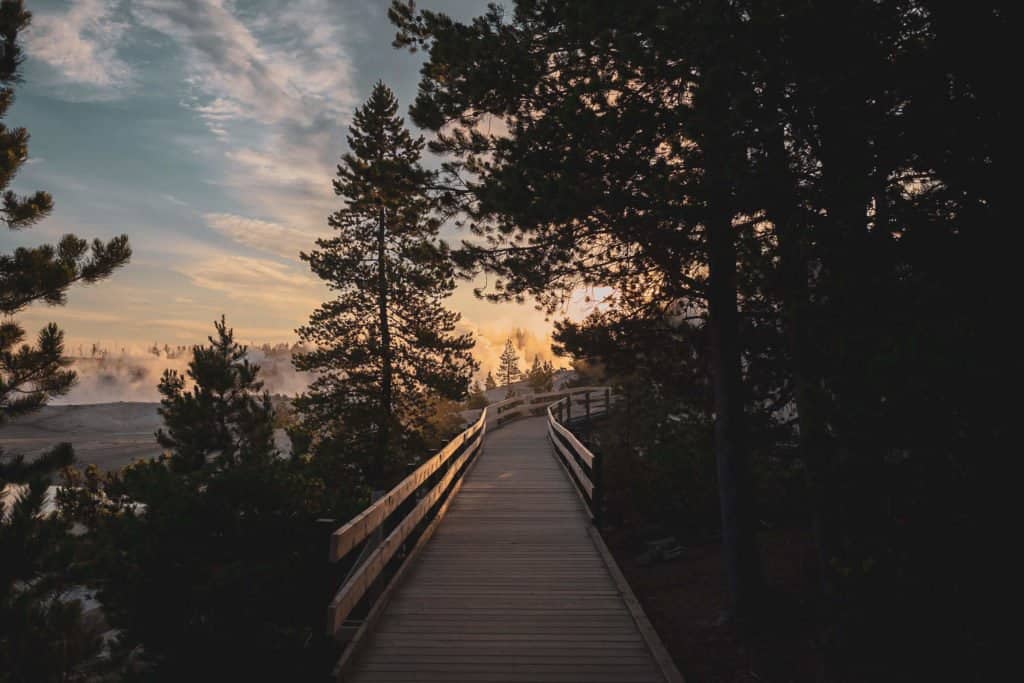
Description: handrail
xmin=545 ymin=388 xmax=611 ymax=524
xmin=486 ymin=385 xmax=611 ymax=428
xmin=326 ymin=407 xmax=487 ymax=636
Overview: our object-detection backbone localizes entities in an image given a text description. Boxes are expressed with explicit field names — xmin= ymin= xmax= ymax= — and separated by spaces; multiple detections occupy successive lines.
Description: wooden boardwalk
xmin=345 ymin=417 xmax=672 ymax=682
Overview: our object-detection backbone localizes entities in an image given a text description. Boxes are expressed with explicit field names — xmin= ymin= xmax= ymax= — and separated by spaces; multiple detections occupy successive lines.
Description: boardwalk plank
xmin=344 ymin=417 xmax=671 ymax=683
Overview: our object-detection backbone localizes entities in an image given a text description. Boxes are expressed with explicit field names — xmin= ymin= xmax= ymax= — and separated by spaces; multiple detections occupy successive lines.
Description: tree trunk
xmin=762 ymin=106 xmax=836 ymax=597
xmin=706 ymin=158 xmax=761 ymax=620
xmin=377 ymin=206 xmax=393 ymax=485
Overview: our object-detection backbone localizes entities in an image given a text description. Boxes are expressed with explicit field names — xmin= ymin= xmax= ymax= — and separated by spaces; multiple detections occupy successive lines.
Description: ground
xmin=3 ymin=403 xmax=292 ymax=471
xmin=3 ymin=403 xmax=163 ymax=471
xmin=603 ymin=524 xmax=828 ymax=683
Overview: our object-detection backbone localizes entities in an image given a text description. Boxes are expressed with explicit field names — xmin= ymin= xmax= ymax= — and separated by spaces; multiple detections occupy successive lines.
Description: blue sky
xmin=5 ymin=0 xmax=565 ymax=369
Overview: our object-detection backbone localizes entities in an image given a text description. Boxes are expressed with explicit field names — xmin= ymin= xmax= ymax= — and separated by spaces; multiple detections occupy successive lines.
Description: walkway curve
xmin=342 ymin=417 xmax=676 ymax=683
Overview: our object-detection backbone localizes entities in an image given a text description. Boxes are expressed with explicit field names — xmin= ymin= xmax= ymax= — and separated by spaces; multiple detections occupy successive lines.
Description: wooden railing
xmin=325 ymin=384 xmax=614 ymax=673
xmin=485 ymin=385 xmax=611 ymax=428
xmin=326 ymin=408 xmax=487 ymax=643
xmin=546 ymin=387 xmax=612 ymax=525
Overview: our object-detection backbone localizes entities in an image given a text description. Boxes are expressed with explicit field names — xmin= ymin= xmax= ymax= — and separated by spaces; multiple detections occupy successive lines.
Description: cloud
xmin=134 ymin=0 xmax=354 ymax=239
xmin=145 ymin=318 xmax=297 ymax=342
xmin=25 ymin=0 xmax=134 ymax=90
xmin=176 ymin=253 xmax=323 ymax=310
xmin=204 ymin=212 xmax=324 ymax=259
xmin=133 ymin=0 xmax=356 ymax=130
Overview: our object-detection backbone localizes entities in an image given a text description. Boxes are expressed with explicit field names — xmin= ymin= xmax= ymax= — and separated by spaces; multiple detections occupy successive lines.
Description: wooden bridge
xmin=326 ymin=389 xmax=682 ymax=682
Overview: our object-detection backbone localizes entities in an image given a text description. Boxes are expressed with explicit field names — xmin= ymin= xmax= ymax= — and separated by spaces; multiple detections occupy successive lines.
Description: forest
xmin=1 ymin=0 xmax=1009 ymax=681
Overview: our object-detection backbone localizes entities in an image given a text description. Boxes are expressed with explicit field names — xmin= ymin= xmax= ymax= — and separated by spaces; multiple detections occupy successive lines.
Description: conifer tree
xmin=156 ymin=316 xmax=276 ymax=472
xmin=484 ymin=370 xmax=497 ymax=391
xmin=498 ymin=339 xmax=520 ymax=388
xmin=527 ymin=354 xmax=554 ymax=393
xmin=465 ymin=380 xmax=488 ymax=409
xmin=390 ymin=0 xmax=763 ymax=615
xmin=1 ymin=3 xmax=130 ymax=675
xmin=295 ymin=82 xmax=476 ymax=486
xmin=0 ymin=0 xmax=130 ymax=424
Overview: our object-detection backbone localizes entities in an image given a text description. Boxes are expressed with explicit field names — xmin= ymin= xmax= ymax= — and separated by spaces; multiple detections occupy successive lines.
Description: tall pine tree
xmin=295 ymin=82 xmax=476 ymax=486
xmin=390 ymin=0 xmax=763 ymax=616
xmin=0 ymin=0 xmax=131 ymax=423
xmin=1 ymin=3 xmax=130 ymax=676
xmin=498 ymin=339 xmax=520 ymax=388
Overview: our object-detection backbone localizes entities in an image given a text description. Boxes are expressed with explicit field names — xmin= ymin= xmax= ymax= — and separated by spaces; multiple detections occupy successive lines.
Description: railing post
xmin=591 ymin=447 xmax=603 ymax=528
xmin=585 ymin=390 xmax=591 ymax=424
xmin=558 ymin=400 xmax=564 ymax=424
xmin=566 ymin=393 xmax=572 ymax=422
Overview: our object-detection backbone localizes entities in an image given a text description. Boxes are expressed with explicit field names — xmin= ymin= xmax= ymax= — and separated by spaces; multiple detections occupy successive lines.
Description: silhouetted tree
xmin=58 ymin=318 xmax=363 ymax=681
xmin=0 ymin=4 xmax=129 ymax=677
xmin=294 ymin=82 xmax=476 ymax=486
xmin=392 ymin=1 xmax=1010 ymax=676
xmin=390 ymin=0 xmax=763 ymax=615
xmin=497 ymin=339 xmax=520 ymax=388
xmin=156 ymin=316 xmax=276 ymax=472
xmin=483 ymin=370 xmax=497 ymax=391
xmin=0 ymin=0 xmax=130 ymax=424
xmin=0 ymin=444 xmax=101 ymax=682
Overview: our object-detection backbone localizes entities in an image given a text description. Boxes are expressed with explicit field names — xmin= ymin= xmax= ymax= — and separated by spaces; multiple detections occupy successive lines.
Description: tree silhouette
xmin=295 ymin=82 xmax=476 ymax=486
xmin=392 ymin=1 xmax=1012 ymax=674
xmin=0 ymin=2 xmax=130 ymax=676
xmin=156 ymin=316 xmax=276 ymax=472
xmin=390 ymin=0 xmax=762 ymax=614
xmin=497 ymin=339 xmax=520 ymax=388
xmin=0 ymin=1 xmax=131 ymax=424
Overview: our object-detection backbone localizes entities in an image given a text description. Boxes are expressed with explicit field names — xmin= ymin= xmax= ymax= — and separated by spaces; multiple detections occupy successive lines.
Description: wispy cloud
xmin=133 ymin=0 xmax=356 ymax=130
xmin=25 ymin=0 xmax=134 ymax=90
xmin=204 ymin=212 xmax=324 ymax=259
xmin=176 ymin=253 xmax=324 ymax=310
xmin=133 ymin=0 xmax=354 ymax=255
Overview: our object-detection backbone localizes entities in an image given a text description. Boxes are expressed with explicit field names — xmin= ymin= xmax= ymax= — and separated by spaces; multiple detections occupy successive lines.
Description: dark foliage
xmin=60 ymin=319 xmax=365 ymax=680
xmin=0 ymin=0 xmax=131 ymax=424
xmin=156 ymin=316 xmax=276 ymax=472
xmin=391 ymin=0 xmax=1009 ymax=677
xmin=1 ymin=4 xmax=129 ymax=678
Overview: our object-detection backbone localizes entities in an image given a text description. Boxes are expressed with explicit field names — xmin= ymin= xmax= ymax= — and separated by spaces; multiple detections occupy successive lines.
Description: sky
xmin=3 ymin=0 xmax=584 ymax=374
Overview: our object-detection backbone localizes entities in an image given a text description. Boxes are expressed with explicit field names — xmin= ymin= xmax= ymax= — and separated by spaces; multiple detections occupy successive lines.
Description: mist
xmin=55 ymin=344 xmax=313 ymax=405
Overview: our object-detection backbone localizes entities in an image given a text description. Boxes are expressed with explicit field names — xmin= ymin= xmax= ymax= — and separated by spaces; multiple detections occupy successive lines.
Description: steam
xmin=463 ymin=325 xmax=564 ymax=380
xmin=52 ymin=325 xmax=560 ymax=404
xmin=54 ymin=344 xmax=312 ymax=405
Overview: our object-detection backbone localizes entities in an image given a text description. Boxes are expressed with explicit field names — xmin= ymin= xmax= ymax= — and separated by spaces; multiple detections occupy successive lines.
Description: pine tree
xmin=0 ymin=0 xmax=131 ymax=424
xmin=498 ymin=339 xmax=520 ymax=388
xmin=156 ymin=316 xmax=276 ymax=472
xmin=0 ymin=4 xmax=130 ymax=673
xmin=294 ymin=82 xmax=476 ymax=486
xmin=484 ymin=371 xmax=497 ymax=391
xmin=527 ymin=354 xmax=554 ymax=393
xmin=465 ymin=380 xmax=488 ymax=409
xmin=391 ymin=0 xmax=762 ymax=616
xmin=58 ymin=319 xmax=359 ymax=680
